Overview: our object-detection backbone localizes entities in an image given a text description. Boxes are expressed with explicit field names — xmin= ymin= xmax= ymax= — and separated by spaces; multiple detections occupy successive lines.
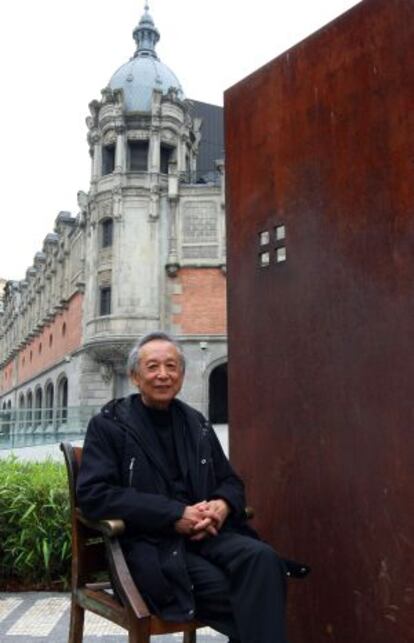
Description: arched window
xmin=101 ymin=218 xmax=113 ymax=248
xmin=128 ymin=140 xmax=148 ymax=171
xmin=57 ymin=376 xmax=68 ymax=426
xmin=208 ymin=363 xmax=228 ymax=424
xmin=160 ymin=144 xmax=175 ymax=174
xmin=1 ymin=401 xmax=10 ymax=437
xmin=26 ymin=391 xmax=33 ymax=430
xmin=45 ymin=382 xmax=54 ymax=426
xmin=102 ymin=144 xmax=115 ymax=175
xmin=99 ymin=286 xmax=112 ymax=316
xmin=18 ymin=393 xmax=25 ymax=429
xmin=35 ymin=387 xmax=42 ymax=428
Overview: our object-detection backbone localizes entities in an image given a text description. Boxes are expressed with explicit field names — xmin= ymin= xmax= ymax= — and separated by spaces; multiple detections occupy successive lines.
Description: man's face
xmin=132 ymin=340 xmax=184 ymax=409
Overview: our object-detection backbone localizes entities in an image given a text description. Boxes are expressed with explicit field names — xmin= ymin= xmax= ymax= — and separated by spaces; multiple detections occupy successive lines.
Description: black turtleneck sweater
xmin=143 ymin=405 xmax=190 ymax=503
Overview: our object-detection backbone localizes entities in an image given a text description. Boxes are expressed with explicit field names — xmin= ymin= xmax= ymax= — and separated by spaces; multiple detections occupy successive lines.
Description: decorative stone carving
xmin=115 ymin=121 xmax=126 ymax=135
xmin=101 ymin=87 xmax=115 ymax=105
xmin=193 ymin=117 xmax=202 ymax=151
xmin=100 ymin=363 xmax=113 ymax=383
xmin=89 ymin=129 xmax=101 ymax=145
xmin=103 ymin=131 xmax=117 ymax=146
xmin=112 ymin=186 xmax=123 ymax=219
xmin=97 ymin=202 xmax=112 ymax=220
xmin=77 ymin=190 xmax=89 ymax=227
xmin=89 ymin=202 xmax=98 ymax=227
xmin=88 ymin=100 xmax=101 ymax=122
xmin=97 ymin=269 xmax=112 ymax=286
xmin=148 ymin=185 xmax=160 ymax=221
xmin=87 ymin=341 xmax=133 ymax=365
xmin=181 ymin=201 xmax=219 ymax=259
xmin=128 ymin=130 xmax=148 ymax=141
xmin=113 ymin=88 xmax=124 ymax=106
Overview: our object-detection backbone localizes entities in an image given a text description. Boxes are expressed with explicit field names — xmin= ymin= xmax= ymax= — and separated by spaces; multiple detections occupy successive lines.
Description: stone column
xmin=177 ymin=137 xmax=187 ymax=174
xmin=91 ymin=130 xmax=102 ymax=182
xmin=114 ymin=123 xmax=126 ymax=173
xmin=166 ymin=197 xmax=180 ymax=276
xmin=149 ymin=126 xmax=161 ymax=173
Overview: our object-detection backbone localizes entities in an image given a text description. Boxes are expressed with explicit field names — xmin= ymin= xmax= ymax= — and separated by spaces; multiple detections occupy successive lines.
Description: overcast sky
xmin=0 ymin=0 xmax=360 ymax=281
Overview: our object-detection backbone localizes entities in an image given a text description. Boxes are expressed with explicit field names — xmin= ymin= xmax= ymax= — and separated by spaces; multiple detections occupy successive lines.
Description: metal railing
xmin=178 ymin=169 xmax=222 ymax=186
xmin=0 ymin=406 xmax=100 ymax=450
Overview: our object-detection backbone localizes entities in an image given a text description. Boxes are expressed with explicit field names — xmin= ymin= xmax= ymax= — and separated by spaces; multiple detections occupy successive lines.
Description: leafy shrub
xmin=0 ymin=456 xmax=71 ymax=588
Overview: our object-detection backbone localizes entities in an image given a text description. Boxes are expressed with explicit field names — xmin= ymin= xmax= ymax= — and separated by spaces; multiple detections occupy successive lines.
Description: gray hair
xmin=127 ymin=331 xmax=186 ymax=377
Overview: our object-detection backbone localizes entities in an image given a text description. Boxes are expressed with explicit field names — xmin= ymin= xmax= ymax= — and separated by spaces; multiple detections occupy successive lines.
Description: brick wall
xmin=1 ymin=361 xmax=15 ymax=395
xmin=172 ymin=268 xmax=227 ymax=334
xmin=0 ymin=292 xmax=83 ymax=394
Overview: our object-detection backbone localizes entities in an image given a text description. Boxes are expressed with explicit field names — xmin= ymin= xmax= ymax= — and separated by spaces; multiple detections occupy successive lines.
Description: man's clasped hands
xmin=174 ymin=499 xmax=230 ymax=541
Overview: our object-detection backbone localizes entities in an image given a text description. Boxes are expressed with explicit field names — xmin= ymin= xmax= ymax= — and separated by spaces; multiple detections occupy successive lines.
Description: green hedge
xmin=0 ymin=457 xmax=71 ymax=589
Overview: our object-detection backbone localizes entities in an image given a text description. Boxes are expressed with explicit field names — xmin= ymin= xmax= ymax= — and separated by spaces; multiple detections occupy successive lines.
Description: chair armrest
xmin=75 ymin=508 xmax=151 ymax=619
xmin=99 ymin=519 xmax=126 ymax=537
xmin=104 ymin=536 xmax=151 ymax=619
xmin=76 ymin=508 xmax=125 ymax=537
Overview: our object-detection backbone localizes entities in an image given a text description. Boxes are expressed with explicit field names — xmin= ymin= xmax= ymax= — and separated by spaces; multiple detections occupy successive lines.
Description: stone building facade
xmin=0 ymin=280 xmax=5 ymax=313
xmin=0 ymin=5 xmax=228 ymax=432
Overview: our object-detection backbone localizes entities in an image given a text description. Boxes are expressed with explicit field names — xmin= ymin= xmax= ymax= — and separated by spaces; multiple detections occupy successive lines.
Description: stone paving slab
xmin=0 ymin=593 xmax=227 ymax=642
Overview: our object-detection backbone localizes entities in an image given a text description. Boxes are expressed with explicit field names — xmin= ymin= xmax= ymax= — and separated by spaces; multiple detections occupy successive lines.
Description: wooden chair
xmin=60 ymin=441 xmax=201 ymax=643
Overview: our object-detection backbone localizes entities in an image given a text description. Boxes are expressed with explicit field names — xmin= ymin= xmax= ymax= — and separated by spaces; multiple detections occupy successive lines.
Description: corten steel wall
xmin=224 ymin=0 xmax=414 ymax=641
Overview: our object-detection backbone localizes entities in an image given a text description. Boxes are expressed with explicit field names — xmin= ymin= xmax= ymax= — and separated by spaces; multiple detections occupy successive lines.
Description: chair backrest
xmin=60 ymin=442 xmax=82 ymax=516
xmin=60 ymin=442 xmax=107 ymax=588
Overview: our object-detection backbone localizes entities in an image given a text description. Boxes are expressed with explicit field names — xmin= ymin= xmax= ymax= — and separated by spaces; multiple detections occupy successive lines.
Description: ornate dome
xmin=108 ymin=4 xmax=185 ymax=113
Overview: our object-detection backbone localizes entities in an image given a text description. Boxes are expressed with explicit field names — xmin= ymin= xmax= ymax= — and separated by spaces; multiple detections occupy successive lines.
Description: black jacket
xmin=77 ymin=394 xmax=249 ymax=621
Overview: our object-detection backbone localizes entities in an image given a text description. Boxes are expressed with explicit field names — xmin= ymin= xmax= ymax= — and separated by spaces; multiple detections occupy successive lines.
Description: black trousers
xmin=185 ymin=531 xmax=288 ymax=643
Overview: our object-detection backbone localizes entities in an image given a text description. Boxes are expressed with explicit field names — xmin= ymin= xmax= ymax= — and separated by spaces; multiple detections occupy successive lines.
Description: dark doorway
xmin=209 ymin=363 xmax=228 ymax=423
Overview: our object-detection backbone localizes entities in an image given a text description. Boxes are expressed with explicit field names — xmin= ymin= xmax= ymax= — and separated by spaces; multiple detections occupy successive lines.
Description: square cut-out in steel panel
xmin=259 ymin=231 xmax=270 ymax=246
xmin=276 ymin=247 xmax=286 ymax=263
xmin=259 ymin=251 xmax=270 ymax=267
xmin=275 ymin=224 xmax=286 ymax=241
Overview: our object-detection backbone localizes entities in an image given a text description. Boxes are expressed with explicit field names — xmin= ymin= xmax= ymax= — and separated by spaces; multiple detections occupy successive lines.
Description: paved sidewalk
xmin=0 ymin=593 xmax=226 ymax=642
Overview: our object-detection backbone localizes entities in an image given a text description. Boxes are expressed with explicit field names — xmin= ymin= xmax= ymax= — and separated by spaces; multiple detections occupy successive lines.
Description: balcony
xmin=178 ymin=169 xmax=222 ymax=186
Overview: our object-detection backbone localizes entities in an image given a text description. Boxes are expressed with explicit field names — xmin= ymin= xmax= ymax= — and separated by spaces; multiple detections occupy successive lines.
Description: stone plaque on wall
xmin=181 ymin=201 xmax=218 ymax=260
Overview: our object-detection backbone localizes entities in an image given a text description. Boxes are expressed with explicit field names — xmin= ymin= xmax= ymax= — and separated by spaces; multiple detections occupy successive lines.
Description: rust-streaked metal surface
xmin=224 ymin=1 xmax=414 ymax=641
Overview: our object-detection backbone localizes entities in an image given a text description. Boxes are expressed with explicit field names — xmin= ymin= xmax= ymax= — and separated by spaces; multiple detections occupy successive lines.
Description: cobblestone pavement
xmin=0 ymin=593 xmax=226 ymax=642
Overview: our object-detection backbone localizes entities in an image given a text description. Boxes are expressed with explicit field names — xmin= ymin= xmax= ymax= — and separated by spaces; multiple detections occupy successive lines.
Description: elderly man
xmin=77 ymin=331 xmax=303 ymax=643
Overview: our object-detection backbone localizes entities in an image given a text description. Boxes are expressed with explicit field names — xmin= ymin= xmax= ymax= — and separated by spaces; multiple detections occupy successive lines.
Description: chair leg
xmin=68 ymin=600 xmax=84 ymax=643
xmin=183 ymin=631 xmax=197 ymax=643
xmin=127 ymin=612 xmax=150 ymax=643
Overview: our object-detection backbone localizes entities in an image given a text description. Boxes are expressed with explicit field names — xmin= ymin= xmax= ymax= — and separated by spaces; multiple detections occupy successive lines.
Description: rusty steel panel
xmin=224 ymin=1 xmax=414 ymax=641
